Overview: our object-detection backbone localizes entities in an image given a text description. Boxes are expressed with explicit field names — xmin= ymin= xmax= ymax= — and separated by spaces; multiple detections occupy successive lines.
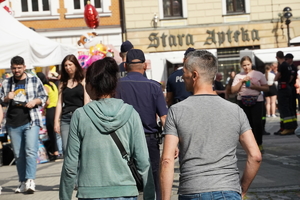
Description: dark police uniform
xmin=116 ymin=71 xmax=168 ymax=200
xmin=166 ymin=67 xmax=192 ymax=105
xmin=277 ymin=61 xmax=297 ymax=130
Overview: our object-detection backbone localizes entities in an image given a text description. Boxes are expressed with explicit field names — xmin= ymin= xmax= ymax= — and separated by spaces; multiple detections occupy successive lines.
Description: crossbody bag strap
xmin=110 ymin=131 xmax=129 ymax=161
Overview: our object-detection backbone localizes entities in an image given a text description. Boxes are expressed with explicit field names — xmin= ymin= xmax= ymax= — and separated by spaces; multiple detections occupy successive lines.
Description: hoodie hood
xmin=83 ymin=98 xmax=133 ymax=134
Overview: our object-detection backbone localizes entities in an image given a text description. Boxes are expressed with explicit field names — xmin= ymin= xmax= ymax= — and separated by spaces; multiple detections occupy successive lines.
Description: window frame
xmin=64 ymin=0 xmax=112 ymax=19
xmin=158 ymin=0 xmax=187 ymax=20
xmin=222 ymin=0 xmax=250 ymax=15
xmin=12 ymin=0 xmax=59 ymax=20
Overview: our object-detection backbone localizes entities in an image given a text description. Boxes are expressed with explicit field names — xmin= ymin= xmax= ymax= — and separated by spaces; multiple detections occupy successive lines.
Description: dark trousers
xmin=45 ymin=107 xmax=58 ymax=154
xmin=291 ymin=86 xmax=298 ymax=120
xmin=238 ymin=101 xmax=263 ymax=145
xmin=146 ymin=134 xmax=161 ymax=200
xmin=277 ymin=86 xmax=297 ymax=129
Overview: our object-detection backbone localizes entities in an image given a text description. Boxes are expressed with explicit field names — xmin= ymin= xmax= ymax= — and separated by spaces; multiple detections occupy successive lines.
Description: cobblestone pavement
xmin=0 ymin=115 xmax=300 ymax=200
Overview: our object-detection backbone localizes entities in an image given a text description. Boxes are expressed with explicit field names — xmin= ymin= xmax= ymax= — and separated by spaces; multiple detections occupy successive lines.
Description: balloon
xmin=84 ymin=2 xmax=99 ymax=29
xmin=89 ymin=43 xmax=107 ymax=55
xmin=86 ymin=55 xmax=105 ymax=67
xmin=78 ymin=55 xmax=91 ymax=69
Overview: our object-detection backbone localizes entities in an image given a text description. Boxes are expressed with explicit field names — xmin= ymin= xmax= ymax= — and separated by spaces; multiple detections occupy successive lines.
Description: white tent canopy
xmin=240 ymin=46 xmax=300 ymax=63
xmin=0 ymin=7 xmax=77 ymax=69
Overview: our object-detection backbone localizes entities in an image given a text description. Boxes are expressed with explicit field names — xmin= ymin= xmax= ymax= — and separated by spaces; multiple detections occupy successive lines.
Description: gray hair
xmin=185 ymin=50 xmax=218 ymax=83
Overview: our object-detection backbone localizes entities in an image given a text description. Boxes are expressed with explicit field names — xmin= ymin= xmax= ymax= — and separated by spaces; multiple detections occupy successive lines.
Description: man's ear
xmin=192 ymin=70 xmax=198 ymax=80
xmin=143 ymin=63 xmax=147 ymax=71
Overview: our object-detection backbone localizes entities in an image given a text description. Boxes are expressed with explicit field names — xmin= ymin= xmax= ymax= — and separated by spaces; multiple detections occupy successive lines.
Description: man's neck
xmin=193 ymin=84 xmax=216 ymax=95
xmin=128 ymin=70 xmax=144 ymax=75
xmin=278 ymin=58 xmax=285 ymax=64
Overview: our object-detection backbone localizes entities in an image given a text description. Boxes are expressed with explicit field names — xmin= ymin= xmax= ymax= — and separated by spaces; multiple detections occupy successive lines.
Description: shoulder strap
xmin=110 ymin=131 xmax=129 ymax=160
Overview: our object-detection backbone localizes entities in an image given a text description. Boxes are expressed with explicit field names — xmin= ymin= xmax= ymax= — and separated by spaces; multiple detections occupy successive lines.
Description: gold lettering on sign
xmin=204 ymin=28 xmax=260 ymax=46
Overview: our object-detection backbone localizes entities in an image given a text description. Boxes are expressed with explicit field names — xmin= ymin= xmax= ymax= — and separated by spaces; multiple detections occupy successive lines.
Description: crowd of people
xmin=0 ymin=42 xmax=299 ymax=200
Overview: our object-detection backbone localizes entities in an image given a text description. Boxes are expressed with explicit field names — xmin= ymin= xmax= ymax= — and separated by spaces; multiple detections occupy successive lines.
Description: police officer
xmin=274 ymin=51 xmax=296 ymax=135
xmin=166 ymin=47 xmax=195 ymax=107
xmin=115 ymin=49 xmax=168 ymax=200
xmin=118 ymin=40 xmax=134 ymax=78
xmin=285 ymin=53 xmax=298 ymax=125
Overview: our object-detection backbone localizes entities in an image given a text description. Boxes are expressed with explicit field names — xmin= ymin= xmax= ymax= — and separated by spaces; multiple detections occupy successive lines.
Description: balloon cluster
xmin=78 ymin=43 xmax=114 ymax=69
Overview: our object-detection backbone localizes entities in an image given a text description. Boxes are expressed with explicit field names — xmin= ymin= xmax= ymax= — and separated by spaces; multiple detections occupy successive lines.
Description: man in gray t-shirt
xmin=160 ymin=50 xmax=262 ymax=200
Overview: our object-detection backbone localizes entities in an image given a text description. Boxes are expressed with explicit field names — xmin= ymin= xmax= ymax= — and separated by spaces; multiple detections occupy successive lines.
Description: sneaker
xmin=15 ymin=182 xmax=26 ymax=193
xmin=25 ymin=179 xmax=35 ymax=194
xmin=274 ymin=129 xmax=283 ymax=135
xmin=266 ymin=114 xmax=271 ymax=118
xmin=279 ymin=129 xmax=295 ymax=136
xmin=271 ymin=114 xmax=277 ymax=118
xmin=258 ymin=145 xmax=265 ymax=154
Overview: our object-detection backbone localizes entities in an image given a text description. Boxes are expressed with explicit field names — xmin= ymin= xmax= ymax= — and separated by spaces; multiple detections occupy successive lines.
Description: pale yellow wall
xmin=124 ymin=0 xmax=159 ymax=29
xmin=124 ymin=0 xmax=300 ymax=29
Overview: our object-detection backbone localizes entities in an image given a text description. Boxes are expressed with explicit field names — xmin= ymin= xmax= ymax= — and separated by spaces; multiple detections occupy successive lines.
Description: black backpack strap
xmin=110 ymin=131 xmax=128 ymax=160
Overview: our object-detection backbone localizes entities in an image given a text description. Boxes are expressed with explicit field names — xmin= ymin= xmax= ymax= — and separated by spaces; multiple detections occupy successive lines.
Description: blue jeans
xmin=79 ymin=197 xmax=137 ymax=200
xmin=7 ymin=123 xmax=40 ymax=182
xmin=56 ymin=132 xmax=63 ymax=155
xmin=60 ymin=113 xmax=72 ymax=154
xmin=179 ymin=191 xmax=241 ymax=200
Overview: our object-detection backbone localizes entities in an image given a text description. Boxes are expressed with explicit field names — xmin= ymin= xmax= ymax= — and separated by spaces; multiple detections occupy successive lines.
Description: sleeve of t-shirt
xmin=238 ymin=106 xmax=252 ymax=135
xmin=163 ymin=107 xmax=178 ymax=137
xmin=156 ymin=87 xmax=168 ymax=117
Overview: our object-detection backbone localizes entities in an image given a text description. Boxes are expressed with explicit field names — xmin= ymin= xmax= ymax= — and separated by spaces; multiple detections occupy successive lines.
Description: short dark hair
xmin=276 ymin=51 xmax=284 ymax=59
xmin=11 ymin=56 xmax=25 ymax=66
xmin=85 ymin=57 xmax=119 ymax=98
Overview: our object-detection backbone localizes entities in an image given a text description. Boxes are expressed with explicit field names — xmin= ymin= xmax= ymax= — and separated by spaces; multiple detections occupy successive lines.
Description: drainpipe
xmin=119 ymin=0 xmax=127 ymax=41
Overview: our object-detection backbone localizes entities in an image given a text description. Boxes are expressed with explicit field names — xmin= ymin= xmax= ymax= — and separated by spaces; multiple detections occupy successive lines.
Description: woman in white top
xmin=264 ymin=64 xmax=277 ymax=117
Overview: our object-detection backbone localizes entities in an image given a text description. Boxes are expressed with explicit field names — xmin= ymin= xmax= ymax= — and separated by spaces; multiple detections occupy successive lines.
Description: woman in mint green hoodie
xmin=59 ymin=57 xmax=155 ymax=200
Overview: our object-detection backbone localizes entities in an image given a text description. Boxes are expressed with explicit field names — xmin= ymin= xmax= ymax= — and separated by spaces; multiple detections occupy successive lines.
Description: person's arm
xmin=166 ymin=92 xmax=174 ymax=107
xmin=160 ymin=115 xmax=167 ymax=127
xmin=160 ymin=134 xmax=179 ymax=200
xmin=25 ymin=78 xmax=48 ymax=109
xmin=231 ymin=75 xmax=249 ymax=94
xmin=274 ymin=72 xmax=281 ymax=81
xmin=239 ymin=130 xmax=262 ymax=198
xmin=43 ymin=86 xmax=50 ymax=107
xmin=54 ymin=83 xmax=63 ymax=134
xmin=81 ymin=79 xmax=91 ymax=105
xmin=250 ymin=84 xmax=269 ymax=92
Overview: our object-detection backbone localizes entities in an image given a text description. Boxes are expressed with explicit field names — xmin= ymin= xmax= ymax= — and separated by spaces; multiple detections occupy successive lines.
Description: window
xmin=226 ymin=0 xmax=245 ymax=13
xmin=21 ymin=0 xmax=49 ymax=12
xmin=163 ymin=0 xmax=182 ymax=18
xmin=73 ymin=0 xmax=102 ymax=10
xmin=65 ymin=0 xmax=111 ymax=18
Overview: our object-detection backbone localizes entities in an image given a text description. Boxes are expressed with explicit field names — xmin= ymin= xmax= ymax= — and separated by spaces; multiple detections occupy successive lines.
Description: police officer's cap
xmin=184 ymin=47 xmax=196 ymax=57
xmin=126 ymin=49 xmax=145 ymax=64
xmin=285 ymin=53 xmax=294 ymax=59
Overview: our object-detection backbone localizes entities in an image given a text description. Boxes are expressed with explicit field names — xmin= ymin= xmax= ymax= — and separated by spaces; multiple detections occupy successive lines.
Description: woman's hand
xmin=242 ymin=76 xmax=250 ymax=83
xmin=54 ymin=121 xmax=60 ymax=134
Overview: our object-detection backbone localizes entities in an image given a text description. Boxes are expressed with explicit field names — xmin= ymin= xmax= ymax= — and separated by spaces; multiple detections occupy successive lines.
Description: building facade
xmin=122 ymin=0 xmax=300 ymax=82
